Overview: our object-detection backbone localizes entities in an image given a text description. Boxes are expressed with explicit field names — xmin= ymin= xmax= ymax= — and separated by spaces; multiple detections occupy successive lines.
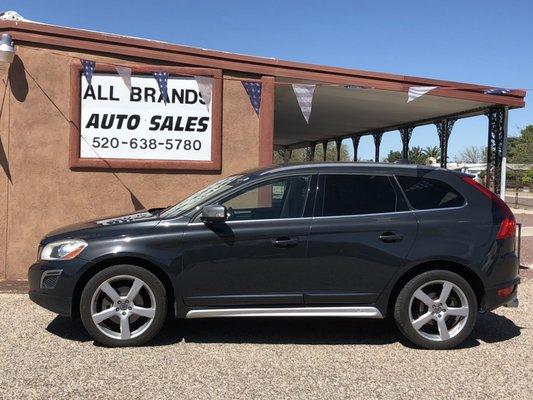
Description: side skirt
xmin=185 ymin=306 xmax=383 ymax=319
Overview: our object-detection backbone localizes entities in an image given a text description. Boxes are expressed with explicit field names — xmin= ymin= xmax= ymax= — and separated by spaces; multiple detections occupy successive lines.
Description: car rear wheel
xmin=80 ymin=264 xmax=167 ymax=347
xmin=394 ymin=270 xmax=477 ymax=349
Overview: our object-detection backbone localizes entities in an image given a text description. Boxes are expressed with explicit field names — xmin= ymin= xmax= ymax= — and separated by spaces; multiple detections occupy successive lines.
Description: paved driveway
xmin=0 ymin=280 xmax=531 ymax=399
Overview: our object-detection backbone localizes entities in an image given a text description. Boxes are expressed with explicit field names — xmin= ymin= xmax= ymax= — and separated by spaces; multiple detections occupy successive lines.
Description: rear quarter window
xmin=396 ymin=175 xmax=465 ymax=210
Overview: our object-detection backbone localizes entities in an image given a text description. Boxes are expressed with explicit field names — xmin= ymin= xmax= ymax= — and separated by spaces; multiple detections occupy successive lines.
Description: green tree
xmin=315 ymin=143 xmax=351 ymax=161
xmin=521 ymin=169 xmax=533 ymax=187
xmin=508 ymin=125 xmax=533 ymax=163
xmin=385 ymin=150 xmax=402 ymax=163
xmin=422 ymin=146 xmax=441 ymax=161
xmin=409 ymin=146 xmax=427 ymax=165
xmin=384 ymin=147 xmax=430 ymax=164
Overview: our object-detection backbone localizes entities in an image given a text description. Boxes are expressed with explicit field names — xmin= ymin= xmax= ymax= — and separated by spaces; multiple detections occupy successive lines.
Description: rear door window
xmin=321 ymin=174 xmax=407 ymax=217
xmin=396 ymin=175 xmax=465 ymax=210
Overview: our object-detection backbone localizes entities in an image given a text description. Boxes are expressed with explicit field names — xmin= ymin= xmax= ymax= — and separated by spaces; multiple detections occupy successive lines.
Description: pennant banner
xmin=115 ymin=66 xmax=132 ymax=92
xmin=194 ymin=76 xmax=213 ymax=112
xmin=484 ymin=88 xmax=511 ymax=95
xmin=242 ymin=81 xmax=262 ymax=115
xmin=153 ymin=71 xmax=170 ymax=103
xmin=292 ymin=84 xmax=316 ymax=123
xmin=407 ymin=86 xmax=438 ymax=103
xmin=344 ymin=84 xmax=373 ymax=90
xmin=80 ymin=59 xmax=95 ymax=86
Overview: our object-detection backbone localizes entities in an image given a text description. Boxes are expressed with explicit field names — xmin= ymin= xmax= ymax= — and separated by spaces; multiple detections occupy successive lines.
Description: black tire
xmin=394 ymin=270 xmax=477 ymax=350
xmin=80 ymin=264 xmax=167 ymax=347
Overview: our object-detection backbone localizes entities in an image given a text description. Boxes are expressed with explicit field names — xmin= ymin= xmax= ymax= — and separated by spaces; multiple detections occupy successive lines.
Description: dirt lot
xmin=0 ymin=279 xmax=531 ymax=399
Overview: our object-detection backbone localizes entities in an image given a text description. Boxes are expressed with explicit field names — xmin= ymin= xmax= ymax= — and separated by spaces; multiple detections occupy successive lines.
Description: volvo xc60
xmin=28 ymin=163 xmax=519 ymax=349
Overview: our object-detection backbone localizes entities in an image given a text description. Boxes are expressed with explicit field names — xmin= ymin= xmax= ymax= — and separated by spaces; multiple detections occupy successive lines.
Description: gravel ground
xmin=515 ymin=212 xmax=533 ymax=226
xmin=0 ymin=281 xmax=532 ymax=399
xmin=515 ymin=212 xmax=533 ymax=272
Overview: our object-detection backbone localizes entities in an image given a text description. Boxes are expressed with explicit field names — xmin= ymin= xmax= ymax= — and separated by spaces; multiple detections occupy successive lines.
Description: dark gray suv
xmin=28 ymin=163 xmax=519 ymax=349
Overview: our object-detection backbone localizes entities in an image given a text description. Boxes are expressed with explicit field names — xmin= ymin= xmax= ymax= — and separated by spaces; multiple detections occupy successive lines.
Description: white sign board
xmin=80 ymin=73 xmax=212 ymax=161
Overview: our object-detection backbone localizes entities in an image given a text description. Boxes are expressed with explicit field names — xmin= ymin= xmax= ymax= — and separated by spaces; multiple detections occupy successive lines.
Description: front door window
xmin=222 ymin=176 xmax=312 ymax=221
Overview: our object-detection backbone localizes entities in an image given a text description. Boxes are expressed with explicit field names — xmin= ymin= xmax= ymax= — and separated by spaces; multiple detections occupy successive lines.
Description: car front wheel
xmin=80 ymin=264 xmax=167 ymax=347
xmin=394 ymin=270 xmax=477 ymax=349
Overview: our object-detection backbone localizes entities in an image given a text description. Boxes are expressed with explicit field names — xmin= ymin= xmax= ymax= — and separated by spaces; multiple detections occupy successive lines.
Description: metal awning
xmin=274 ymin=84 xmax=513 ymax=147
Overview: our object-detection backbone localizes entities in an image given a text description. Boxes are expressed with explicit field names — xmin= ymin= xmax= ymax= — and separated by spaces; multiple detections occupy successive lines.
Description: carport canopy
xmin=274 ymin=82 xmax=521 ymax=147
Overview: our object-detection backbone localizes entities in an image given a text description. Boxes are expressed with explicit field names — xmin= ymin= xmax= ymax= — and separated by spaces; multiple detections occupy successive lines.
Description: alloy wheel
xmin=90 ymin=275 xmax=157 ymax=340
xmin=408 ymin=280 xmax=469 ymax=342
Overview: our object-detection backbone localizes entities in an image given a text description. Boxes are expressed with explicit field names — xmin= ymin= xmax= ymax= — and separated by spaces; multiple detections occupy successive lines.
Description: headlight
xmin=40 ymin=239 xmax=88 ymax=261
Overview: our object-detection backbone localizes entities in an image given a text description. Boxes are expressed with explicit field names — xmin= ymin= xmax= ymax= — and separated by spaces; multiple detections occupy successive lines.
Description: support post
xmin=373 ymin=131 xmax=383 ymax=162
xmin=400 ymin=126 xmax=414 ymax=160
xmin=486 ymin=107 xmax=507 ymax=195
xmin=309 ymin=143 xmax=316 ymax=162
xmin=500 ymin=107 xmax=509 ymax=199
xmin=335 ymin=139 xmax=342 ymax=161
xmin=258 ymin=76 xmax=275 ymax=166
xmin=351 ymin=136 xmax=360 ymax=162
xmin=321 ymin=140 xmax=328 ymax=161
xmin=435 ymin=119 xmax=456 ymax=168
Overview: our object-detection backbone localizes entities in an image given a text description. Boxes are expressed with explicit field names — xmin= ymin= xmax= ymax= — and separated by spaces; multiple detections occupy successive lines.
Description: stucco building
xmin=0 ymin=17 xmax=525 ymax=280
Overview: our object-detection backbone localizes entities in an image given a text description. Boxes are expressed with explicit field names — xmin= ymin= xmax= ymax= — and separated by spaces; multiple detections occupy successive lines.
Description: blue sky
xmin=3 ymin=1 xmax=532 ymax=160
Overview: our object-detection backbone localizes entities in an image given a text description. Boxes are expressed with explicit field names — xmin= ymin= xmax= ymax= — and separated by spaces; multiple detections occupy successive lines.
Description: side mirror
xmin=201 ymin=204 xmax=227 ymax=223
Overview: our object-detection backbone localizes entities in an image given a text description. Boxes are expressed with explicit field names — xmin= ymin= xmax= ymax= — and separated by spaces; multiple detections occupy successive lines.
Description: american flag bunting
xmin=292 ymin=84 xmax=316 ymax=123
xmin=115 ymin=66 xmax=132 ymax=91
xmin=407 ymin=86 xmax=438 ymax=103
xmin=81 ymin=59 xmax=95 ymax=86
xmin=484 ymin=88 xmax=511 ymax=95
xmin=194 ymin=76 xmax=213 ymax=111
xmin=242 ymin=81 xmax=262 ymax=115
xmin=153 ymin=71 xmax=170 ymax=103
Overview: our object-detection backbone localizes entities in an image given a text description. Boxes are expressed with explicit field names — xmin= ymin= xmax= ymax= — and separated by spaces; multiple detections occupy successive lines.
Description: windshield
xmin=160 ymin=174 xmax=249 ymax=218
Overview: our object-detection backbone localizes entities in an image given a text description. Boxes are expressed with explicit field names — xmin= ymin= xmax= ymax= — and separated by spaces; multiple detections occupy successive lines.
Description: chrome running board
xmin=186 ymin=306 xmax=383 ymax=319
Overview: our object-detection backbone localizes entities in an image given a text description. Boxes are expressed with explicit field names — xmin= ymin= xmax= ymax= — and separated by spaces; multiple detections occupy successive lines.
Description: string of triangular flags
xmin=81 ymin=58 xmax=321 ymax=124
xmin=81 ymin=59 xmax=214 ymax=111
xmin=80 ymin=58 xmax=514 ymax=122
xmin=407 ymin=86 xmax=511 ymax=102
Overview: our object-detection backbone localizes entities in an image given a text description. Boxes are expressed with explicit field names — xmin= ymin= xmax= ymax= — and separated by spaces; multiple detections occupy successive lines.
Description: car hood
xmin=42 ymin=210 xmax=163 ymax=243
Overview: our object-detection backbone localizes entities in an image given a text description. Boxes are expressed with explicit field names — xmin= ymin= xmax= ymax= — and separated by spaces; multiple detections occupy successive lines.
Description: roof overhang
xmin=0 ymin=19 xmax=526 ymax=112
xmin=0 ymin=19 xmax=527 ymax=149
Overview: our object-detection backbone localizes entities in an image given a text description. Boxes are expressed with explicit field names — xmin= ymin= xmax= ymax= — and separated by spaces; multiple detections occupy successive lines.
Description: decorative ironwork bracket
xmin=309 ymin=143 xmax=316 ymax=161
xmin=321 ymin=140 xmax=328 ymax=161
xmin=435 ymin=119 xmax=456 ymax=168
xmin=399 ymin=127 xmax=414 ymax=159
xmin=351 ymin=136 xmax=361 ymax=162
xmin=372 ymin=131 xmax=384 ymax=162
xmin=335 ymin=139 xmax=342 ymax=161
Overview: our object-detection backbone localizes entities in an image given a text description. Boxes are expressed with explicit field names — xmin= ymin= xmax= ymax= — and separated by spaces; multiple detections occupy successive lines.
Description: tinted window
xmin=322 ymin=175 xmax=404 ymax=216
xmin=222 ymin=176 xmax=312 ymax=221
xmin=396 ymin=175 xmax=465 ymax=210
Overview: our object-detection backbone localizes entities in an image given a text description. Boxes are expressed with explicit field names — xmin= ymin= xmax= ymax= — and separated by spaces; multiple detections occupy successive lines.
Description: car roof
xmin=240 ymin=162 xmax=449 ymax=178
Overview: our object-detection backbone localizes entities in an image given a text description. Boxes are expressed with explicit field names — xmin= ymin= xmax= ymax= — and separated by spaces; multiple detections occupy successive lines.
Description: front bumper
xmin=28 ymin=290 xmax=72 ymax=316
xmin=28 ymin=258 xmax=92 ymax=317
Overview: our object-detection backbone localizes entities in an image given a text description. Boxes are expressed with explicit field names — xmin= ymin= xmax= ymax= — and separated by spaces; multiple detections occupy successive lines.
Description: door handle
xmin=379 ymin=232 xmax=404 ymax=243
xmin=272 ymin=237 xmax=299 ymax=248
